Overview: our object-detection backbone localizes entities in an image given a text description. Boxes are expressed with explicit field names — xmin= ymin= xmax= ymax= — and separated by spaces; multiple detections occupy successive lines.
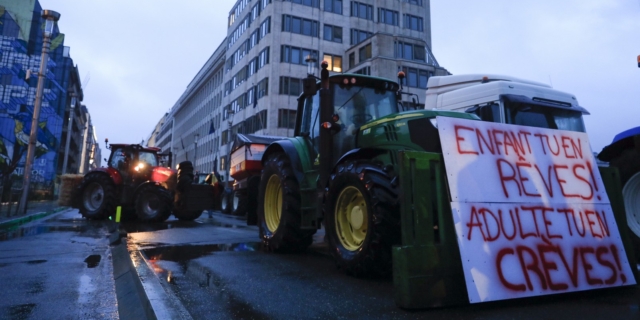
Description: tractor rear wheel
xmin=220 ymin=188 xmax=233 ymax=213
xmin=325 ymin=160 xmax=399 ymax=277
xmin=622 ymin=172 xmax=640 ymax=262
xmin=608 ymin=148 xmax=640 ymax=262
xmin=257 ymin=153 xmax=314 ymax=252
xmin=78 ymin=174 xmax=117 ymax=220
xmin=232 ymin=190 xmax=247 ymax=217
xmin=135 ymin=185 xmax=172 ymax=222
xmin=173 ymin=162 xmax=202 ymax=221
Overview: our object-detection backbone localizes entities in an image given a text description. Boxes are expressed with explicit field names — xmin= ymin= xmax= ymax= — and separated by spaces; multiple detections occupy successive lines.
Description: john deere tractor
xmin=75 ymin=142 xmax=210 ymax=222
xmin=255 ymin=63 xmax=478 ymax=277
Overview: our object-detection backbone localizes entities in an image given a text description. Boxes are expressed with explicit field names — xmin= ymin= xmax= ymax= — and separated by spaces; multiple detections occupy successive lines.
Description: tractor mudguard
xmin=87 ymin=167 xmax=122 ymax=185
xmin=334 ymin=148 xmax=387 ymax=168
xmin=133 ymin=181 xmax=165 ymax=200
xmin=262 ymin=139 xmax=308 ymax=184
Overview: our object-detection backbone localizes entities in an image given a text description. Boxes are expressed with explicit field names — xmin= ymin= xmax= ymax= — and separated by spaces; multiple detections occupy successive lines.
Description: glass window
xmin=292 ymin=48 xmax=301 ymax=64
xmin=325 ymin=0 xmax=342 ymax=14
xmin=358 ymin=43 xmax=372 ymax=61
xmin=292 ymin=17 xmax=301 ymax=33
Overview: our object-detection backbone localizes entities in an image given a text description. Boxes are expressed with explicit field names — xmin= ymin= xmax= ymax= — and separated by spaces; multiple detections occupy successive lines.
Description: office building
xmin=152 ymin=0 xmax=447 ymax=180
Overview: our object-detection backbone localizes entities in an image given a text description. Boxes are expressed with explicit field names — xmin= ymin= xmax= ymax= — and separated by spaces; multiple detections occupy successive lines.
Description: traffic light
xmin=638 ymin=55 xmax=640 ymax=68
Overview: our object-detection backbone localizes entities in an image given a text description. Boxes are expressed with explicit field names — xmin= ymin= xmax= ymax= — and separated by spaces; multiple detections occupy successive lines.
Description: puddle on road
xmin=143 ymin=242 xmax=262 ymax=263
xmin=120 ymin=220 xmax=208 ymax=233
xmin=142 ymin=242 xmax=271 ymax=320
xmin=120 ymin=218 xmax=248 ymax=234
xmin=6 ymin=303 xmax=36 ymax=319
xmin=0 ymin=225 xmax=86 ymax=241
xmin=84 ymin=255 xmax=101 ymax=268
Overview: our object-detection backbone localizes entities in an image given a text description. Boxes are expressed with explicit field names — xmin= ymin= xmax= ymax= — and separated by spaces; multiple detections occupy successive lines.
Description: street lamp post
xmin=225 ymin=111 xmax=234 ymax=183
xmin=194 ymin=133 xmax=199 ymax=172
xmin=62 ymin=94 xmax=76 ymax=174
xmin=18 ymin=10 xmax=60 ymax=215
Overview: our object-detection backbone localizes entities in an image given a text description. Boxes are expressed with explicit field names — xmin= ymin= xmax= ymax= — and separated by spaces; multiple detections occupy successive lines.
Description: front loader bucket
xmin=393 ymin=151 xmax=468 ymax=309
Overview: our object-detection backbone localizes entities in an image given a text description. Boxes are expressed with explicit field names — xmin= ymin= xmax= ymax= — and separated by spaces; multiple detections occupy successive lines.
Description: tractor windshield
xmin=333 ymin=83 xmax=399 ymax=159
xmin=138 ymin=151 xmax=159 ymax=168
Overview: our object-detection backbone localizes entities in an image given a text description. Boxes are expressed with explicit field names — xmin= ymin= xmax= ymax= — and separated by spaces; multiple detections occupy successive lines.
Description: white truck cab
xmin=426 ymin=74 xmax=589 ymax=132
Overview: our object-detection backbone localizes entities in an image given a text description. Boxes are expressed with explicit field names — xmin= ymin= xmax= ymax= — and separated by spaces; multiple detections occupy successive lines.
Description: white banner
xmin=437 ymin=116 xmax=636 ymax=303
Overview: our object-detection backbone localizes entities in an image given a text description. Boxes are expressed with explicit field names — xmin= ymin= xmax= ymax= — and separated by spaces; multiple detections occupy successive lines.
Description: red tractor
xmin=75 ymin=141 xmax=212 ymax=221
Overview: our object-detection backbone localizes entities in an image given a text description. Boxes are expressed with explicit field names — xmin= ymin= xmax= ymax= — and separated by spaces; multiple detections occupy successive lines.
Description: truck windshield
xmin=504 ymin=103 xmax=586 ymax=133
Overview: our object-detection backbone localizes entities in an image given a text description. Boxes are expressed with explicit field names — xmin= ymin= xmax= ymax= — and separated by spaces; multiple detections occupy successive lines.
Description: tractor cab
xmin=296 ymin=73 xmax=400 ymax=166
xmin=106 ymin=144 xmax=161 ymax=185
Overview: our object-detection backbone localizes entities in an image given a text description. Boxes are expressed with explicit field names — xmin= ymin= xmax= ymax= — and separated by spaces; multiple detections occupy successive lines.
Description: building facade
xmin=0 ymin=0 xmax=95 ymax=199
xmin=153 ymin=0 xmax=446 ymax=180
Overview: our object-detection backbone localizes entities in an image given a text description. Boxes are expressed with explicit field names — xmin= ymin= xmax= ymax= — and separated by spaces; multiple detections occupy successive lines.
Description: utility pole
xmin=18 ymin=10 xmax=60 ymax=214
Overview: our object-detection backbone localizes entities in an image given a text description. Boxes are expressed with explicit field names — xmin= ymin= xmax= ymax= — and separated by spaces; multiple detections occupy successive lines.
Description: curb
xmin=0 ymin=206 xmax=69 ymax=230
xmin=111 ymin=235 xmax=158 ymax=320
xmin=110 ymin=230 xmax=192 ymax=320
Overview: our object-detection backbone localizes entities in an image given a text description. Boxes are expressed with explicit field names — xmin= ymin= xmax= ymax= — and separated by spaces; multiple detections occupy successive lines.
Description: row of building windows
xmin=229 ymin=0 xmax=273 ymax=48
xmin=229 ymin=0 xmax=272 ymax=27
xmin=395 ymin=40 xmax=426 ymax=62
xmin=350 ymin=1 xmax=423 ymax=31
xmin=228 ymin=17 xmax=271 ymax=71
xmin=226 ymin=47 xmax=270 ymax=96
xmin=281 ymin=45 xmax=318 ymax=66
xmin=224 ymin=77 xmax=269 ymax=120
xmin=284 ymin=0 xmax=424 ymax=13
xmin=228 ymin=0 xmax=250 ymax=26
xmin=399 ymin=66 xmax=433 ymax=89
xmin=277 ymin=109 xmax=297 ymax=129
xmin=220 ymin=109 xmax=269 ymax=148
xmin=282 ymin=14 xmax=320 ymax=37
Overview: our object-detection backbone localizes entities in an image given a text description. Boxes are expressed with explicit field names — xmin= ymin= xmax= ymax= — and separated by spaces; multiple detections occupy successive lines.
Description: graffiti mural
xmin=0 ymin=1 xmax=67 ymax=197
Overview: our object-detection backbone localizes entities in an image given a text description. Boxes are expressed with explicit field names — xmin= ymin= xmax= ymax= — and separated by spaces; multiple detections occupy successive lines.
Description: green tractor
xmin=255 ymin=63 xmax=478 ymax=277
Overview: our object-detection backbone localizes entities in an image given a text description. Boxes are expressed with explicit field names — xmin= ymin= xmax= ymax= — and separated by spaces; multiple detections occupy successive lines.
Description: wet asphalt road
xmin=126 ymin=211 xmax=640 ymax=320
xmin=0 ymin=209 xmax=118 ymax=319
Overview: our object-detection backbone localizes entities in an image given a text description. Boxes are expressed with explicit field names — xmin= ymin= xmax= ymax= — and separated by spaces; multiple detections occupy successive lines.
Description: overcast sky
xmin=43 ymin=0 xmax=639 ymax=159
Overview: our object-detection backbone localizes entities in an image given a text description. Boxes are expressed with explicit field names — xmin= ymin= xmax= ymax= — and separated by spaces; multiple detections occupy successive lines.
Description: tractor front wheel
xmin=257 ymin=153 xmax=314 ymax=252
xmin=325 ymin=161 xmax=399 ymax=277
xmin=135 ymin=185 xmax=172 ymax=222
xmin=78 ymin=174 xmax=117 ymax=220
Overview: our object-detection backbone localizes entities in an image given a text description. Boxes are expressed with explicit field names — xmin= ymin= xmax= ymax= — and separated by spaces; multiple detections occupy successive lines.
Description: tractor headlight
xmin=135 ymin=162 xmax=145 ymax=172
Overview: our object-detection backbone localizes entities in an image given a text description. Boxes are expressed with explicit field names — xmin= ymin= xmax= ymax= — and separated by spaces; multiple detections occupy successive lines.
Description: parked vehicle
xmin=426 ymin=73 xmax=589 ymax=132
xmin=74 ymin=141 xmax=214 ymax=221
xmin=598 ymin=126 xmax=640 ymax=260
xmin=255 ymin=63 xmax=478 ymax=277
xmin=228 ymin=134 xmax=282 ymax=223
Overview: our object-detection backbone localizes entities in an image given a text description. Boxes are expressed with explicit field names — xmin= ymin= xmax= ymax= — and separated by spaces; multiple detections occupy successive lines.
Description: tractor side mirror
xmin=302 ymin=76 xmax=318 ymax=96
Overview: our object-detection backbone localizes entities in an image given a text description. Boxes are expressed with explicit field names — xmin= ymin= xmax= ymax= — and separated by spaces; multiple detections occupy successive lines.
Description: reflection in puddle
xmin=120 ymin=217 xmax=249 ymax=234
xmin=143 ymin=242 xmax=261 ymax=263
xmin=0 ymin=225 xmax=86 ymax=241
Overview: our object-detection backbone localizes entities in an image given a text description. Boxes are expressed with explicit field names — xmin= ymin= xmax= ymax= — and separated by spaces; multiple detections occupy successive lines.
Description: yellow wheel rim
xmin=335 ymin=186 xmax=368 ymax=251
xmin=264 ymin=174 xmax=283 ymax=233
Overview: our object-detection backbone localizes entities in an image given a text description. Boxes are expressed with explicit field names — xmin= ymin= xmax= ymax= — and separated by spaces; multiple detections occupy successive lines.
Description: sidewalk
xmin=0 ymin=200 xmax=68 ymax=229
